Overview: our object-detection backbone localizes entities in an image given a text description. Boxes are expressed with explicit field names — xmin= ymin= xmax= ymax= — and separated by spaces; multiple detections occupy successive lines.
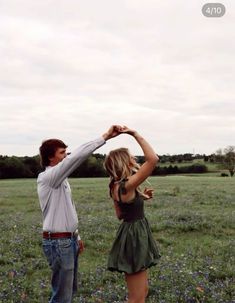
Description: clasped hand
xmin=103 ymin=125 xmax=136 ymax=140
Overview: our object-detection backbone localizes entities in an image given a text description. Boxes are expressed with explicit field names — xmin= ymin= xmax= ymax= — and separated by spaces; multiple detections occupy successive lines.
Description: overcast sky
xmin=0 ymin=0 xmax=234 ymax=156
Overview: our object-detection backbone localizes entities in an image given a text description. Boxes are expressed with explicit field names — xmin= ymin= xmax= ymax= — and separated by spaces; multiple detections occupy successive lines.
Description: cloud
xmin=0 ymin=0 xmax=234 ymax=156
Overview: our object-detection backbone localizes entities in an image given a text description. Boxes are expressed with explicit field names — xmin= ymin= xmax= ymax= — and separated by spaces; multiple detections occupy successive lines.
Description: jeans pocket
xmin=58 ymin=239 xmax=73 ymax=258
xmin=58 ymin=238 xmax=72 ymax=248
xmin=58 ymin=239 xmax=74 ymax=270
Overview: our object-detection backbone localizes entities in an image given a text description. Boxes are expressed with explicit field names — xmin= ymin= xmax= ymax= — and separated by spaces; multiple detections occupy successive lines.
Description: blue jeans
xmin=42 ymin=237 xmax=79 ymax=303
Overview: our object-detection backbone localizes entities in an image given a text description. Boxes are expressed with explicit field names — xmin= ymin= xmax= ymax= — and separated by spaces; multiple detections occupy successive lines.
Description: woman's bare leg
xmin=125 ymin=270 xmax=148 ymax=303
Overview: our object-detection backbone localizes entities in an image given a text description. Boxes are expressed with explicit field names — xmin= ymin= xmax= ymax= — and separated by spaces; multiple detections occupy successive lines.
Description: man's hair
xmin=39 ymin=139 xmax=67 ymax=168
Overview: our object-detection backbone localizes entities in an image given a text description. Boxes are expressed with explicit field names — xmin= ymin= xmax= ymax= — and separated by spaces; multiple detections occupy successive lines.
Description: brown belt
xmin=43 ymin=231 xmax=75 ymax=239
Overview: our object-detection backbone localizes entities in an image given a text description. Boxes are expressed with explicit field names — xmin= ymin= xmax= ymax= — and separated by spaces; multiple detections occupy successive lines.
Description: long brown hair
xmin=104 ymin=148 xmax=140 ymax=196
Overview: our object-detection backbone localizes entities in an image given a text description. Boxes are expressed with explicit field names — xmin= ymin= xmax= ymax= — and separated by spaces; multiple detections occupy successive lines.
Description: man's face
xmin=49 ymin=147 xmax=67 ymax=166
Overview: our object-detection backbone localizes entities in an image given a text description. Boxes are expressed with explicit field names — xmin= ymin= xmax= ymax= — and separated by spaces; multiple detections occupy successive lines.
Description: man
xmin=37 ymin=125 xmax=122 ymax=303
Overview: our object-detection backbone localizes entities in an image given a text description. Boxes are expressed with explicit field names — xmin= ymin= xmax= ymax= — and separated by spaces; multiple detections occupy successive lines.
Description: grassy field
xmin=0 ymin=176 xmax=234 ymax=303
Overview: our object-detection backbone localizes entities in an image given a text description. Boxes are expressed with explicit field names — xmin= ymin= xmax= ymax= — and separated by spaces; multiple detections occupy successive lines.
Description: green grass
xmin=0 ymin=176 xmax=234 ymax=302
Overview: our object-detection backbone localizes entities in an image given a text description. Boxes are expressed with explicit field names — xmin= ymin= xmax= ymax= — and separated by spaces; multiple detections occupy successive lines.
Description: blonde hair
xmin=104 ymin=148 xmax=152 ymax=199
xmin=104 ymin=148 xmax=140 ymax=182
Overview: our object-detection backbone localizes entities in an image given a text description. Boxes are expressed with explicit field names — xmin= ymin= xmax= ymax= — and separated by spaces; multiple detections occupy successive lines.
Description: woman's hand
xmin=142 ymin=188 xmax=154 ymax=200
xmin=103 ymin=125 xmax=138 ymax=140
xmin=120 ymin=126 xmax=137 ymax=137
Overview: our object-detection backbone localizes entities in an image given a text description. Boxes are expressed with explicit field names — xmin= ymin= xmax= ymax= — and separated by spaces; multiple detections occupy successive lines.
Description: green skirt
xmin=108 ymin=217 xmax=161 ymax=274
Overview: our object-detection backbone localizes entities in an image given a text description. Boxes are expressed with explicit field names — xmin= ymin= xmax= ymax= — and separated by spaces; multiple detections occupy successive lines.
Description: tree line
xmin=0 ymin=147 xmax=234 ymax=179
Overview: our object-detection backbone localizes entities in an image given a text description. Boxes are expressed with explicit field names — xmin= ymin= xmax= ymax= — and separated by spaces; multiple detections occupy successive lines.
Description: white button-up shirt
xmin=37 ymin=137 xmax=105 ymax=232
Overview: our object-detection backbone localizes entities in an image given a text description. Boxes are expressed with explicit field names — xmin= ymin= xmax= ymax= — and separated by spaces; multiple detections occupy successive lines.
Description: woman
xmin=104 ymin=126 xmax=161 ymax=303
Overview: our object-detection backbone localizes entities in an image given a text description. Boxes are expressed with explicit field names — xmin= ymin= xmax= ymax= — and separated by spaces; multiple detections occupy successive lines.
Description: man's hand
xmin=102 ymin=125 xmax=123 ymax=141
xmin=78 ymin=240 xmax=85 ymax=254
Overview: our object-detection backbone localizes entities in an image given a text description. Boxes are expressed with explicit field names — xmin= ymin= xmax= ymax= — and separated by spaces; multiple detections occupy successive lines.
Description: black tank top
xmin=116 ymin=180 xmax=144 ymax=222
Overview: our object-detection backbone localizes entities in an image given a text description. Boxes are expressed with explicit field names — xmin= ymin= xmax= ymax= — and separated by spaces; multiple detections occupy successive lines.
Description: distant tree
xmin=183 ymin=153 xmax=193 ymax=162
xmin=70 ymin=155 xmax=106 ymax=178
xmin=22 ymin=155 xmax=41 ymax=177
xmin=0 ymin=156 xmax=30 ymax=178
xmin=215 ymin=149 xmax=224 ymax=162
xmin=194 ymin=154 xmax=204 ymax=160
xmin=136 ymin=155 xmax=145 ymax=164
xmin=93 ymin=153 xmax=105 ymax=160
xmin=215 ymin=146 xmax=235 ymax=177
xmin=223 ymin=146 xmax=235 ymax=176
xmin=169 ymin=155 xmax=177 ymax=163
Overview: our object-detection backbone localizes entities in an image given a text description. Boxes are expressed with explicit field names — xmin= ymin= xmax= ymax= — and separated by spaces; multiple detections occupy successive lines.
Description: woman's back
xmin=115 ymin=180 xmax=144 ymax=222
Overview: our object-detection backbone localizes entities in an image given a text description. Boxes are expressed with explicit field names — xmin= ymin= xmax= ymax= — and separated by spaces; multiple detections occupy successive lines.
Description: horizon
xmin=0 ymin=149 xmax=225 ymax=158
